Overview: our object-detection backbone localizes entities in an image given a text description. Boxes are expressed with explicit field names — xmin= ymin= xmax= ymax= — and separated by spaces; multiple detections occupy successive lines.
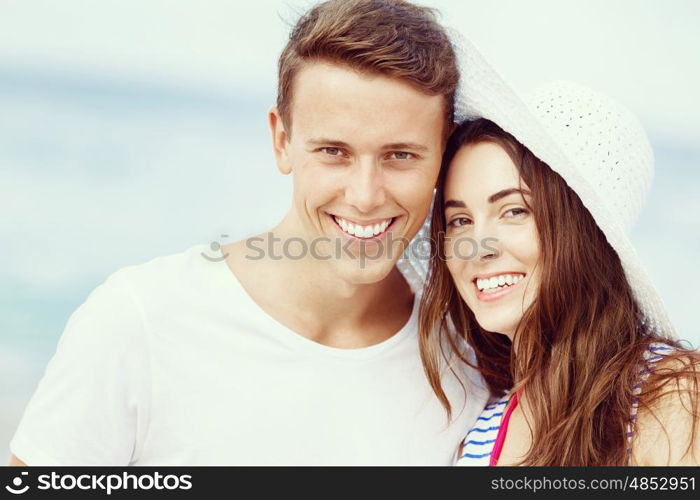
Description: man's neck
xmin=224 ymin=229 xmax=415 ymax=349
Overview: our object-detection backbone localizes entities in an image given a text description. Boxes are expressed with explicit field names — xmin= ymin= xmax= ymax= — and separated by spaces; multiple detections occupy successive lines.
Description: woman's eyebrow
xmin=487 ymin=188 xmax=531 ymax=203
xmin=444 ymin=199 xmax=466 ymax=209
xmin=444 ymin=188 xmax=531 ymax=209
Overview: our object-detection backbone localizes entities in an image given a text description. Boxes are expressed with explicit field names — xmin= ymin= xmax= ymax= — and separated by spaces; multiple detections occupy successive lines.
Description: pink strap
xmin=489 ymin=390 xmax=519 ymax=466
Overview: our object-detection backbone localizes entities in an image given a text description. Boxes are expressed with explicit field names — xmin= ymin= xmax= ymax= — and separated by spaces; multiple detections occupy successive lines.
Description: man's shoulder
xmin=94 ymin=243 xmax=213 ymax=310
xmin=114 ymin=243 xmax=207 ymax=283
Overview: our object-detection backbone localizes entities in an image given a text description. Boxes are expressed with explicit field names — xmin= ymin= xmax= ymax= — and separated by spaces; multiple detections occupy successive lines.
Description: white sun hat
xmin=398 ymin=31 xmax=676 ymax=339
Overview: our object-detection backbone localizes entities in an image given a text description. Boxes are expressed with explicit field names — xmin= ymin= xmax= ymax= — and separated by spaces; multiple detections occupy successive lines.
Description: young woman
xmin=417 ymin=77 xmax=700 ymax=466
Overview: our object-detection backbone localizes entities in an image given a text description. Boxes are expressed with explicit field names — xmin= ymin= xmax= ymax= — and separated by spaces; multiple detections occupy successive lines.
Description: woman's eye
xmin=448 ymin=217 xmax=472 ymax=228
xmin=388 ymin=151 xmax=415 ymax=160
xmin=503 ymin=207 xmax=529 ymax=218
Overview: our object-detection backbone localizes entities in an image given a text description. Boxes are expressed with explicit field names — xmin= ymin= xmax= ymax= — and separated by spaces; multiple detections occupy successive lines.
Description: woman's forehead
xmin=445 ymin=142 xmax=527 ymax=202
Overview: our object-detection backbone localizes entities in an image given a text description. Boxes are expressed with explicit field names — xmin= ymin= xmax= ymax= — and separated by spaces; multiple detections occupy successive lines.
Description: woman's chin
xmin=474 ymin=317 xmax=516 ymax=340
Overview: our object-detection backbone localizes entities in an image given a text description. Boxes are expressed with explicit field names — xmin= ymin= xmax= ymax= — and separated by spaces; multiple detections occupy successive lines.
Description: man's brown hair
xmin=277 ymin=0 xmax=458 ymax=139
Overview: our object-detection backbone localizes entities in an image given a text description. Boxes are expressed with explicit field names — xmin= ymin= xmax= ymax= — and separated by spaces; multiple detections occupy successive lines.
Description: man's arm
xmin=8 ymin=454 xmax=27 ymax=466
xmin=8 ymin=270 xmax=149 ymax=466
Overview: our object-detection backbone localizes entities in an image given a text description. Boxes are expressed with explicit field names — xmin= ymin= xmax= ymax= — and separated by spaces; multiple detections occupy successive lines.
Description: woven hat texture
xmin=398 ymin=31 xmax=675 ymax=339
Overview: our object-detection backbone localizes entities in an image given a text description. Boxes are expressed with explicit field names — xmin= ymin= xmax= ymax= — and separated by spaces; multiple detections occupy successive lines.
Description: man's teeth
xmin=476 ymin=274 xmax=524 ymax=292
xmin=334 ymin=216 xmax=392 ymax=238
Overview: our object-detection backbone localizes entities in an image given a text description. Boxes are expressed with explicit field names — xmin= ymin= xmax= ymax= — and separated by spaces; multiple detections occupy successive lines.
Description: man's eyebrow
xmin=306 ymin=138 xmax=352 ymax=149
xmin=306 ymin=139 xmax=429 ymax=152
xmin=383 ymin=142 xmax=429 ymax=152
xmin=444 ymin=189 xmax=531 ymax=210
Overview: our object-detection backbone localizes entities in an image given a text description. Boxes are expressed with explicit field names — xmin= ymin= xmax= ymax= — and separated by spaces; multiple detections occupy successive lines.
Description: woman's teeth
xmin=476 ymin=274 xmax=524 ymax=293
xmin=334 ymin=216 xmax=392 ymax=238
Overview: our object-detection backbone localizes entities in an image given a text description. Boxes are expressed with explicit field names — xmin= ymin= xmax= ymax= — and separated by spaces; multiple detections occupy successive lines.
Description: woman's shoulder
xmin=631 ymin=342 xmax=700 ymax=465
xmin=640 ymin=341 xmax=699 ymax=378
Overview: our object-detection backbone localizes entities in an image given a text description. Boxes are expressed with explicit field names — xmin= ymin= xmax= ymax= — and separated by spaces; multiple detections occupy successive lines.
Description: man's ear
xmin=268 ymin=107 xmax=292 ymax=175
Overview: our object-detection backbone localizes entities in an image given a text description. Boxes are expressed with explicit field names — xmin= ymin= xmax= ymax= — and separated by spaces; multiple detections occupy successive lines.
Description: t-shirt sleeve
xmin=9 ymin=269 xmax=151 ymax=465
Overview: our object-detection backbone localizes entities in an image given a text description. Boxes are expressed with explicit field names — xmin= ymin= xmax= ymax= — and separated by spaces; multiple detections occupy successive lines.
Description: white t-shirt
xmin=10 ymin=243 xmax=488 ymax=465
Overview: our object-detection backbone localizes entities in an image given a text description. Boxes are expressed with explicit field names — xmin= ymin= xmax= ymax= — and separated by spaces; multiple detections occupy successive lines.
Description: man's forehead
xmin=289 ymin=62 xmax=444 ymax=145
xmin=291 ymin=61 xmax=442 ymax=111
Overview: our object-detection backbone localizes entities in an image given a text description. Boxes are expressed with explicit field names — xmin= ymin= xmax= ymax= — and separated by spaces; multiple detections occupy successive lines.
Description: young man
xmin=9 ymin=0 xmax=487 ymax=465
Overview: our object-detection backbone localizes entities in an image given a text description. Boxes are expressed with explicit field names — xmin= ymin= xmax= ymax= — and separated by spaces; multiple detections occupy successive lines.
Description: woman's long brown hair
xmin=419 ymin=118 xmax=700 ymax=465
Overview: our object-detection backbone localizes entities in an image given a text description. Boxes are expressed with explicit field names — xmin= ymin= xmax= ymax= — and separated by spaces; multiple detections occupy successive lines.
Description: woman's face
xmin=443 ymin=141 xmax=541 ymax=340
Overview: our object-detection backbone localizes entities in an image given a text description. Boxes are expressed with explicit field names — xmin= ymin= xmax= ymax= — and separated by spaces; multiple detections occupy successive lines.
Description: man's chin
xmin=330 ymin=257 xmax=398 ymax=286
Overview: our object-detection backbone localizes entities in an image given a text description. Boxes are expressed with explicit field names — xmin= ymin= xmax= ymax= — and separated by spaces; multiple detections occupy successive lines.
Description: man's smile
xmin=327 ymin=213 xmax=399 ymax=240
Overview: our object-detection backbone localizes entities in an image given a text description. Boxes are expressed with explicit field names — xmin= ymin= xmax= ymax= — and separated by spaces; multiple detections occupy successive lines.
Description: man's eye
xmin=321 ymin=147 xmax=343 ymax=156
xmin=388 ymin=151 xmax=415 ymax=160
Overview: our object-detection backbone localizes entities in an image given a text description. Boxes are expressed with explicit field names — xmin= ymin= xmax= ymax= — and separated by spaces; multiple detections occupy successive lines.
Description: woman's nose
xmin=473 ymin=221 xmax=502 ymax=261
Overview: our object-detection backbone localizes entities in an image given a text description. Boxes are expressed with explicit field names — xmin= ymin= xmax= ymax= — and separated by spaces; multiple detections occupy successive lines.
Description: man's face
xmin=270 ymin=61 xmax=445 ymax=285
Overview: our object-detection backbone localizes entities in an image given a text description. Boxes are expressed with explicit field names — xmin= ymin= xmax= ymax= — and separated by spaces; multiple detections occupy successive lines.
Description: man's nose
xmin=344 ymin=158 xmax=386 ymax=213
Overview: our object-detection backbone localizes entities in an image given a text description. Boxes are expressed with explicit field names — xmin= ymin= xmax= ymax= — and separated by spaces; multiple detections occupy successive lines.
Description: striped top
xmin=455 ymin=342 xmax=673 ymax=466
xmin=455 ymin=391 xmax=511 ymax=466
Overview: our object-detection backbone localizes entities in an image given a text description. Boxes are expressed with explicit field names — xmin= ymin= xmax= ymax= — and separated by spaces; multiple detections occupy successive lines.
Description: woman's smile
xmin=472 ymin=272 xmax=526 ymax=302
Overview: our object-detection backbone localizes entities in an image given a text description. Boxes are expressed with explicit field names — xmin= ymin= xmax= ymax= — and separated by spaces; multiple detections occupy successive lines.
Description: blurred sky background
xmin=1 ymin=0 xmax=699 ymax=461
